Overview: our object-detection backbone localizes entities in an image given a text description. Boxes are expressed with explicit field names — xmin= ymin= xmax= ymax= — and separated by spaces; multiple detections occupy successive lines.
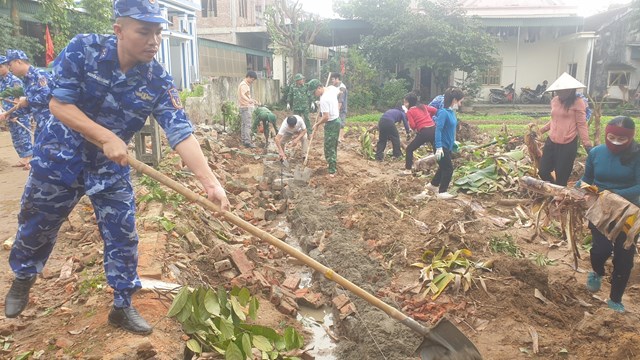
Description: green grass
xmin=347 ymin=112 xmax=640 ymax=143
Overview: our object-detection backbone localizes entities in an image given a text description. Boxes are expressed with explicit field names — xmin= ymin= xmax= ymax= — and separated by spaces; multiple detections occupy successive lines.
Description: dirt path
xmin=0 ymin=132 xmax=29 ymax=241
xmin=2 ymin=122 xmax=640 ymax=360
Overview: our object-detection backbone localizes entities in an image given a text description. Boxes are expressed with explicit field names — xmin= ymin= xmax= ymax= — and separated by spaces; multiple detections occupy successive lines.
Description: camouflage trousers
xmin=9 ymin=117 xmax=33 ymax=158
xmin=294 ymin=110 xmax=312 ymax=135
xmin=323 ymin=120 xmax=341 ymax=174
xmin=252 ymin=117 xmax=277 ymax=143
xmin=10 ymin=170 xmax=141 ymax=308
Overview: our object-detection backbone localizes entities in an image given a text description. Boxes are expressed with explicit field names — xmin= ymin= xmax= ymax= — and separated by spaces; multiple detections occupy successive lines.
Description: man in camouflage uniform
xmin=287 ymin=73 xmax=312 ymax=136
xmin=3 ymin=0 xmax=230 ymax=335
xmin=251 ymin=106 xmax=278 ymax=148
xmin=2 ymin=50 xmax=52 ymax=140
xmin=0 ymin=55 xmax=32 ymax=169
xmin=309 ymin=79 xmax=341 ymax=176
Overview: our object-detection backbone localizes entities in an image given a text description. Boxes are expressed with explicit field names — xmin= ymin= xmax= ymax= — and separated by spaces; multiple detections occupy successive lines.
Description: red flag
xmin=45 ymin=25 xmax=54 ymax=66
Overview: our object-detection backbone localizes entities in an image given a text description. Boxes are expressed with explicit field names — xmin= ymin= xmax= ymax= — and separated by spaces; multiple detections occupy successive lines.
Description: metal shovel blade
xmin=417 ymin=318 xmax=482 ymax=360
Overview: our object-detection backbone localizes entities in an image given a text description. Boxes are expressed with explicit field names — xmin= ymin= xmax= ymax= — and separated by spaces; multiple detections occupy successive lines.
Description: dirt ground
xmin=2 ymin=113 xmax=640 ymax=360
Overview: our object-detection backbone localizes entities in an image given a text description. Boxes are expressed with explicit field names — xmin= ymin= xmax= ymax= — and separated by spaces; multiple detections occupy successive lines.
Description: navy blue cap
xmin=0 ymin=56 xmax=7 ymax=64
xmin=114 ymin=0 xmax=168 ymax=23
xmin=6 ymin=50 xmax=29 ymax=62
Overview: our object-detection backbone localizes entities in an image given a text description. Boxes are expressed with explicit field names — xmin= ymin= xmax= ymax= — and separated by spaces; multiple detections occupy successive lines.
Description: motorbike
xmin=519 ymin=82 xmax=550 ymax=104
xmin=489 ymin=83 xmax=515 ymax=104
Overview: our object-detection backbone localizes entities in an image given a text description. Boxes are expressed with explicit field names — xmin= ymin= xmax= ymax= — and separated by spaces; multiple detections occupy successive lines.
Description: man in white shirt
xmin=309 ymin=78 xmax=341 ymax=176
xmin=275 ymin=115 xmax=308 ymax=161
xmin=331 ymin=72 xmax=347 ymax=142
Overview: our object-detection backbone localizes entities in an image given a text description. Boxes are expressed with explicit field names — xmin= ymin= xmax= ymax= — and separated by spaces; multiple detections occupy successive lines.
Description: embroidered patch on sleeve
xmin=168 ymin=88 xmax=183 ymax=109
xmin=38 ymin=76 xmax=48 ymax=87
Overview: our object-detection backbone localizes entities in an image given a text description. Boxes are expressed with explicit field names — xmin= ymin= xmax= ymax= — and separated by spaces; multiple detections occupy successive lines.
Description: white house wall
xmin=474 ymin=37 xmax=562 ymax=100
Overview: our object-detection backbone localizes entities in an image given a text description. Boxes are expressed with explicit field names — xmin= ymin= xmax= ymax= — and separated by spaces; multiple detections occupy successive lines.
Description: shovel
xmin=124 ymin=153 xmax=482 ymax=359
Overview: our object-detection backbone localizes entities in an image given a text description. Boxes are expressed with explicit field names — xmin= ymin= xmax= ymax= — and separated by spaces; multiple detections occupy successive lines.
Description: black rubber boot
xmin=108 ymin=306 xmax=152 ymax=335
xmin=5 ymin=276 xmax=36 ymax=318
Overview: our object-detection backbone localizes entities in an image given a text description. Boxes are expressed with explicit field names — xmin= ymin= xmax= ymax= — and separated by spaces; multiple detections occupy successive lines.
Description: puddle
xmin=273 ymin=219 xmax=337 ymax=359
xmin=298 ymin=306 xmax=337 ymax=360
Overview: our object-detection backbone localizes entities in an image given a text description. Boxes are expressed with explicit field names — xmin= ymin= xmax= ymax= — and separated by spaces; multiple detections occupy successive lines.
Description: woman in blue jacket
xmin=579 ymin=116 xmax=640 ymax=313
xmin=426 ymin=87 xmax=464 ymax=199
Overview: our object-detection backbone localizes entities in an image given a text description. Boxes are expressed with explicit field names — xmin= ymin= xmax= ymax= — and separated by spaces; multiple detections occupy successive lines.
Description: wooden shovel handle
xmin=126 ymin=153 xmax=431 ymax=335
xmin=303 ymin=72 xmax=333 ymax=166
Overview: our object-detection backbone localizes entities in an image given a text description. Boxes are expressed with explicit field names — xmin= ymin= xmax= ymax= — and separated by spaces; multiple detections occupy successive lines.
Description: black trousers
xmin=430 ymin=149 xmax=453 ymax=193
xmin=589 ymin=222 xmax=636 ymax=303
xmin=376 ymin=118 xmax=402 ymax=160
xmin=538 ymin=137 xmax=578 ymax=186
xmin=405 ymin=126 xmax=435 ymax=170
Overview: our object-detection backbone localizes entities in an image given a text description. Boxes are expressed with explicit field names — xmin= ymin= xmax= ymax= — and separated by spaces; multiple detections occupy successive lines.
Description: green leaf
xmin=218 ymin=317 xmax=236 ymax=341
xmin=248 ymin=297 xmax=259 ymax=321
xmin=16 ymin=351 xmax=33 ymax=360
xmin=167 ymin=286 xmax=191 ymax=317
xmin=237 ymin=287 xmax=251 ymax=306
xmin=218 ymin=287 xmax=229 ymax=314
xmin=284 ymin=327 xmax=304 ymax=350
xmin=225 ymin=342 xmax=244 ymax=360
xmin=186 ymin=339 xmax=202 ymax=354
xmin=239 ymin=324 xmax=279 ymax=341
xmin=177 ymin=298 xmax=193 ymax=323
xmin=204 ymin=289 xmax=221 ymax=316
xmin=253 ymin=335 xmax=274 ymax=352
xmin=230 ymin=296 xmax=247 ymax=321
xmin=241 ymin=333 xmax=252 ymax=357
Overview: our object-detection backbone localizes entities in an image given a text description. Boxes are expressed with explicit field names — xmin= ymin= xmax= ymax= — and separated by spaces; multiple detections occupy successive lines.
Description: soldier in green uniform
xmin=309 ymin=79 xmax=341 ymax=176
xmin=286 ymin=73 xmax=312 ymax=136
xmin=251 ymin=106 xmax=278 ymax=148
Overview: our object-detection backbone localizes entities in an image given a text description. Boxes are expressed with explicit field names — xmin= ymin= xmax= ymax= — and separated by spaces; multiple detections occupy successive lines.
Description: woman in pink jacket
xmin=403 ymin=92 xmax=437 ymax=173
xmin=539 ymin=73 xmax=593 ymax=186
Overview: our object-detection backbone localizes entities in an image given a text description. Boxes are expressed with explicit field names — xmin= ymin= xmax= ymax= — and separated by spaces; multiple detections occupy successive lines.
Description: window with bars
xmin=478 ymin=64 xmax=501 ymax=86
xmin=201 ymin=0 xmax=217 ymax=17
xmin=608 ymin=71 xmax=630 ymax=87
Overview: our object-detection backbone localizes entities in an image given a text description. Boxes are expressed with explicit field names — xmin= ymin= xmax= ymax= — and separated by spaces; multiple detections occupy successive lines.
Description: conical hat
xmin=546 ymin=72 xmax=586 ymax=92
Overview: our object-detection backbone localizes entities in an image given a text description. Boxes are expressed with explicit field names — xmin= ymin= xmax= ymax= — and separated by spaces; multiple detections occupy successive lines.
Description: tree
xmin=264 ymin=0 xmax=324 ymax=75
xmin=335 ymin=0 xmax=496 ymax=88
xmin=37 ymin=0 xmax=113 ymax=57
xmin=0 ymin=15 xmax=44 ymax=60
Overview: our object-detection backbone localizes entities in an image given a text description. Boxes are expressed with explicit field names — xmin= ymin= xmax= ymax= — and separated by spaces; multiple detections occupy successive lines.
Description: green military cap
xmin=307 ymin=78 xmax=322 ymax=94
xmin=293 ymin=73 xmax=305 ymax=81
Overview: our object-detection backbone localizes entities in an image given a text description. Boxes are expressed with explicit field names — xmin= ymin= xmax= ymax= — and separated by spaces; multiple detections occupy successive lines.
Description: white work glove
xmin=435 ymin=148 xmax=444 ymax=162
xmin=286 ymin=103 xmax=291 ymax=111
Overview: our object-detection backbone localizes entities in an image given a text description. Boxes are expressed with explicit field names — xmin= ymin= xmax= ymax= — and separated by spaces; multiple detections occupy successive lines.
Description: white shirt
xmin=278 ymin=115 xmax=306 ymax=136
xmin=320 ymin=86 xmax=340 ymax=121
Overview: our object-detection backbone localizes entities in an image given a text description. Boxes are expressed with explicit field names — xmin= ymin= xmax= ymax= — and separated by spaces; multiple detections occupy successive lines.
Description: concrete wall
xmin=185 ymin=77 xmax=280 ymax=124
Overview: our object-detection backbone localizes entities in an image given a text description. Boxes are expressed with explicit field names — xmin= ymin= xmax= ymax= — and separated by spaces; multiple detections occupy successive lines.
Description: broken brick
xmin=332 ymin=294 xmax=350 ymax=310
xmin=270 ymin=285 xmax=284 ymax=306
xmin=214 ymin=259 xmax=232 ymax=272
xmin=229 ymin=248 xmax=255 ymax=275
xmin=299 ymin=292 xmax=324 ymax=309
xmin=339 ymin=302 xmax=356 ymax=320
xmin=277 ymin=300 xmax=297 ymax=316
xmin=253 ymin=270 xmax=271 ymax=289
xmin=282 ymin=275 xmax=301 ymax=291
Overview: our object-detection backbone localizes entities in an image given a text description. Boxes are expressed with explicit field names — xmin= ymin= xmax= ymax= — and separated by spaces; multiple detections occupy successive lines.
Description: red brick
xmin=214 ymin=259 xmax=232 ymax=272
xmin=277 ymin=301 xmax=297 ymax=316
xmin=339 ymin=302 xmax=356 ymax=320
xmin=253 ymin=270 xmax=271 ymax=289
xmin=270 ymin=285 xmax=284 ymax=306
xmin=282 ymin=275 xmax=301 ymax=291
xmin=229 ymin=248 xmax=255 ymax=275
xmin=294 ymin=288 xmax=309 ymax=298
xmin=332 ymin=294 xmax=350 ymax=310
xmin=298 ymin=291 xmax=324 ymax=309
